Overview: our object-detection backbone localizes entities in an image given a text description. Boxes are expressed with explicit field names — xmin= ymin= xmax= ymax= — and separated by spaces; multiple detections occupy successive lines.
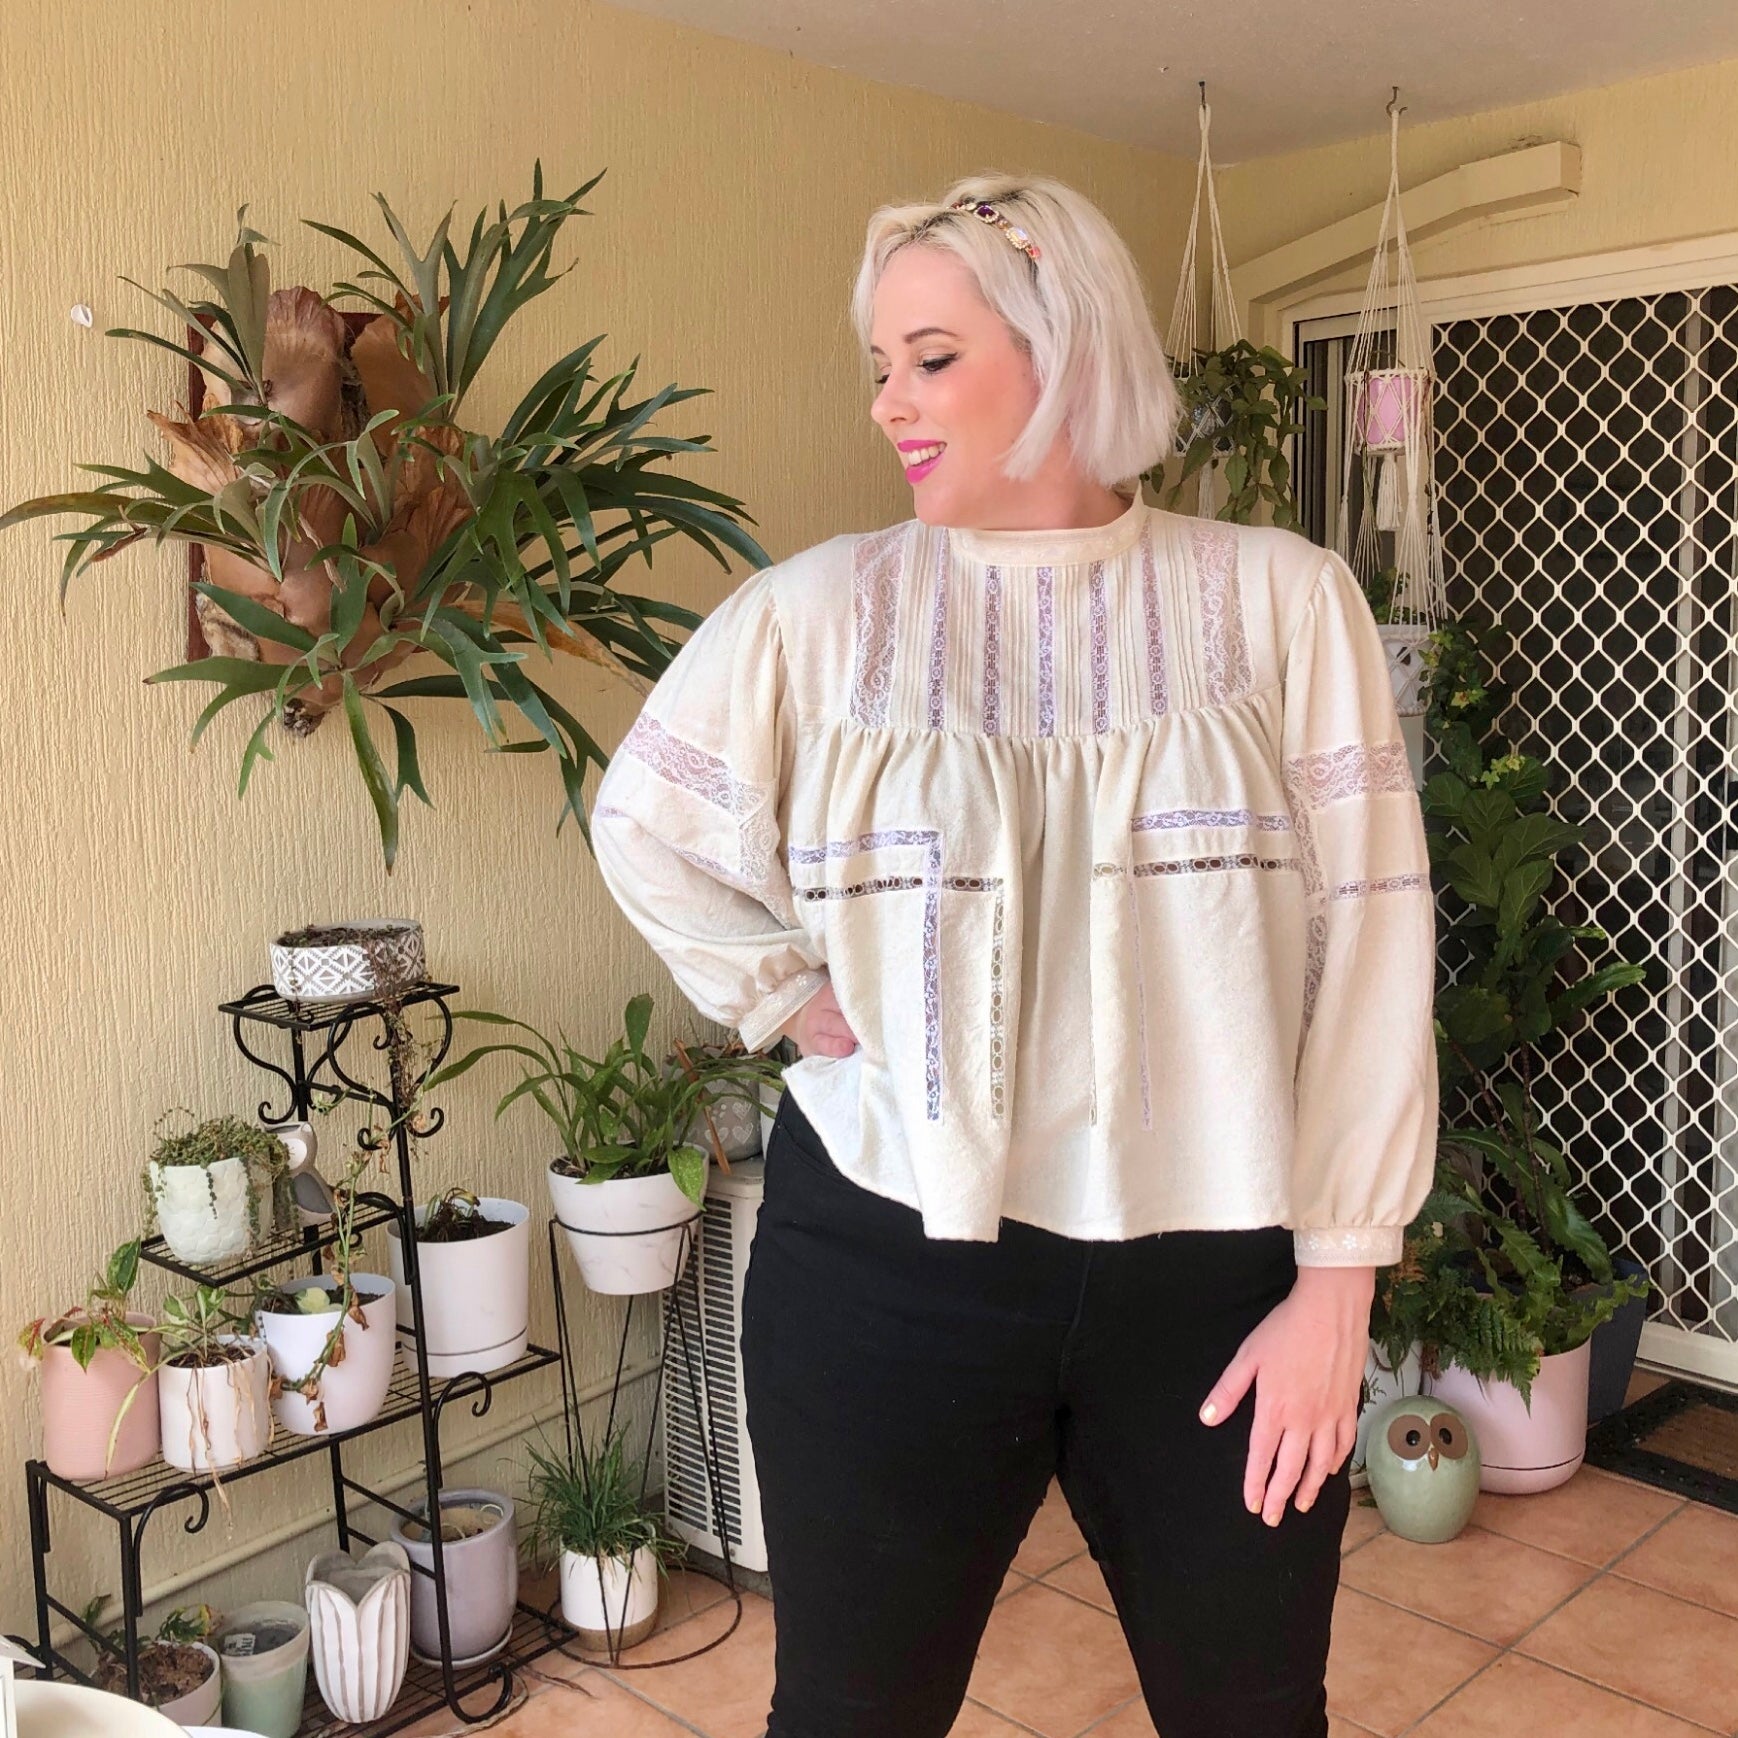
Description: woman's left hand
xmin=1196 ymin=1265 xmax=1375 ymax=1526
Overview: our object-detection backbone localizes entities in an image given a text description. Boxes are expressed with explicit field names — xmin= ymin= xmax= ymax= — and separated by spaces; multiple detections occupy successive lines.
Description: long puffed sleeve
xmin=591 ymin=569 xmax=829 ymax=1053
xmin=1280 ymin=551 xmax=1439 ymax=1267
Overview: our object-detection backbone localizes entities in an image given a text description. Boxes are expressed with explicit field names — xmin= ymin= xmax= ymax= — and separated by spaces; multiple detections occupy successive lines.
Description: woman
xmin=591 ymin=174 xmax=1437 ymax=1738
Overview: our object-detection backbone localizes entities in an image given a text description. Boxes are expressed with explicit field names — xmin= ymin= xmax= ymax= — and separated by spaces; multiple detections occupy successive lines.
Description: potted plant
xmin=270 ymin=920 xmax=427 ymax=1005
xmin=145 ymin=1112 xmax=291 ymax=1265
xmin=254 ymin=1153 xmax=397 ymax=1435
xmin=525 ymin=1421 xmax=685 ymax=1651
xmin=388 ymin=1489 xmax=518 ymax=1666
xmin=17 ymin=1241 xmax=161 ymax=1482
xmin=0 ymin=171 xmax=770 ymax=871
xmin=385 ymin=1187 xmax=530 ymax=1377
xmin=1370 ymin=615 xmax=1651 ymax=1491
xmin=212 ymin=1601 xmax=310 ymax=1738
xmin=671 ymin=1037 xmax=767 ymax=1162
xmin=1149 ymin=340 xmax=1323 ymax=529
xmin=89 ymin=1602 xmax=223 ymax=1727
xmin=155 ymin=1285 xmax=272 ymax=1475
xmin=430 ymin=994 xmax=784 ymax=1294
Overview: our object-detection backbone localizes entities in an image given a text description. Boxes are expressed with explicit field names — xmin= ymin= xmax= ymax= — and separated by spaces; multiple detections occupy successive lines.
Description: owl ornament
xmin=1363 ymin=1398 xmax=1481 ymax=1543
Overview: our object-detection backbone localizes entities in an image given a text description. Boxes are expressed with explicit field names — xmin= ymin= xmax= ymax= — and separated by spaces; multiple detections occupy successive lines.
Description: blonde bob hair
xmin=849 ymin=173 xmax=1181 ymax=491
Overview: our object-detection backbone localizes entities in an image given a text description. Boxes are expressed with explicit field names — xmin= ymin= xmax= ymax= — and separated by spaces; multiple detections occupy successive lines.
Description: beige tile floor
xmin=410 ymin=1370 xmax=1738 ymax=1737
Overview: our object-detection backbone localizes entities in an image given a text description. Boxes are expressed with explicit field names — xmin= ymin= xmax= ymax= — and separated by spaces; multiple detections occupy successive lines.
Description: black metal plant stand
xmin=535 ymin=1209 xmax=745 ymax=1669
xmin=22 ymin=982 xmax=564 ymax=1735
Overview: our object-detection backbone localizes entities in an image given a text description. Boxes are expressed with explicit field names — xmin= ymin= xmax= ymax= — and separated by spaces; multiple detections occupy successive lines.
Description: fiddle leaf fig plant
xmin=1 ymin=164 xmax=771 ymax=869
xmin=1371 ymin=612 xmax=1652 ymax=1399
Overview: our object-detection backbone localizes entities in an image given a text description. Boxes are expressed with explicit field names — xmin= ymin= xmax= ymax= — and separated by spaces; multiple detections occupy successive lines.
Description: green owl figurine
xmin=1364 ymin=1398 xmax=1481 ymax=1543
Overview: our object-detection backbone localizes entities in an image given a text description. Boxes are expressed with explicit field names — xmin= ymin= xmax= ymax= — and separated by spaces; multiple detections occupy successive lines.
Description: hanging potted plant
xmin=526 ymin=1421 xmax=685 ymax=1651
xmin=430 ymin=994 xmax=784 ymax=1295
xmin=254 ymin=1154 xmax=397 ymax=1434
xmin=385 ymin=1187 xmax=530 ymax=1377
xmin=154 ymin=1285 xmax=272 ymax=1475
xmin=17 ymin=1241 xmax=161 ymax=1482
xmin=1155 ymin=340 xmax=1322 ymax=530
xmin=145 ymin=1112 xmax=291 ymax=1266
xmin=389 ymin=1489 xmax=518 ymax=1666
xmin=89 ymin=1602 xmax=224 ymax=1727
xmin=1369 ymin=617 xmax=1651 ymax=1491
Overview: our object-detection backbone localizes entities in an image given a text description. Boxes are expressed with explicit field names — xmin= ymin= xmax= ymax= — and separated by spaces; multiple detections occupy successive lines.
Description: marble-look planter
xmin=547 ymin=1165 xmax=698 ymax=1295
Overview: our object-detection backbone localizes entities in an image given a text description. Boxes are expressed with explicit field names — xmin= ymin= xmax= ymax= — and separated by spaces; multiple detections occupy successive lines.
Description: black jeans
xmin=739 ymin=1089 xmax=1348 ymax=1738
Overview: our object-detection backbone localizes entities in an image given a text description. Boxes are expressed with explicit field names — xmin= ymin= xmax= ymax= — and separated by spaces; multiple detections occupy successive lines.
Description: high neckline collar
xmin=947 ymin=488 xmax=1148 ymax=567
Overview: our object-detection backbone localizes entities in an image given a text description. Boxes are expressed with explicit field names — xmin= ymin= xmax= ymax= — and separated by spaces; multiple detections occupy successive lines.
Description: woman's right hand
xmin=776 ymin=978 xmax=859 ymax=1059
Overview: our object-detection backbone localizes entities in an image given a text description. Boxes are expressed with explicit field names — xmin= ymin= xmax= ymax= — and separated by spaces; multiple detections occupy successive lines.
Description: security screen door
xmin=1297 ymin=282 xmax=1738 ymax=1386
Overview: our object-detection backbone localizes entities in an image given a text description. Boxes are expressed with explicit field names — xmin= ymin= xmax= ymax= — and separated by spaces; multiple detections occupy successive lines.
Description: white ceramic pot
xmin=1376 ymin=621 xmax=1433 ymax=719
xmin=1351 ymin=1340 xmax=1423 ymax=1489
xmin=154 ymin=1643 xmax=222 ymax=1726
xmin=558 ymin=1545 xmax=661 ymax=1649
xmin=386 ymin=1198 xmax=529 ymax=1378
xmin=15 ymin=1681 xmax=183 ymax=1737
xmin=256 ymin=1274 xmax=397 ymax=1436
xmin=305 ymin=1542 xmax=411 ymax=1724
xmin=547 ymin=1165 xmax=698 ymax=1295
xmin=270 ymin=920 xmax=426 ymax=1004
xmin=159 ymin=1337 xmax=272 ymax=1472
xmin=1426 ymin=1339 xmax=1592 ymax=1494
xmin=390 ymin=1489 xmax=518 ymax=1666
xmin=149 ymin=1156 xmax=256 ymax=1264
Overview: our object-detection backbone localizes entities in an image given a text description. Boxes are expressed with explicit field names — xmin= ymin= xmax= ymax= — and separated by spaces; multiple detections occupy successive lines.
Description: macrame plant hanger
xmin=1335 ymin=87 xmax=1448 ymax=751
xmin=1165 ymin=83 xmax=1242 ymax=519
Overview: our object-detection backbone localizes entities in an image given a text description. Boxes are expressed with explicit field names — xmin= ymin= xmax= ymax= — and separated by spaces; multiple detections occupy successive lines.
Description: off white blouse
xmin=591 ymin=489 xmax=1438 ymax=1264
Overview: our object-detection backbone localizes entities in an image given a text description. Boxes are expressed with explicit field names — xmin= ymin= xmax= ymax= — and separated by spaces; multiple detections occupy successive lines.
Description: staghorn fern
xmin=2 ymin=165 xmax=770 ymax=869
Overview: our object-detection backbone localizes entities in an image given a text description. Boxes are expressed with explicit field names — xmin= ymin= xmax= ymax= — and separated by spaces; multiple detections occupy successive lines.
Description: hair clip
xmin=948 ymin=198 xmax=1042 ymax=262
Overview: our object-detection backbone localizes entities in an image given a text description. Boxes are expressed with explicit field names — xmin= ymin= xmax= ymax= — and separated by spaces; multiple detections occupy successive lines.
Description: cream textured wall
xmin=1216 ymin=57 xmax=1738 ymax=325
xmin=0 ymin=0 xmax=1196 ymax=1636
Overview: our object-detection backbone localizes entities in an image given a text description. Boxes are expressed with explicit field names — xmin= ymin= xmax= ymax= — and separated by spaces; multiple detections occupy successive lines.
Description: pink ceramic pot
xmin=1355 ymin=368 xmax=1427 ymax=452
xmin=1426 ymin=1340 xmax=1591 ymax=1494
xmin=39 ymin=1315 xmax=162 ymax=1482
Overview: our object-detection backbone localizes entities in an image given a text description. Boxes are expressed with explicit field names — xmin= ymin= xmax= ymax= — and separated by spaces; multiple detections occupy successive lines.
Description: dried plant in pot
xmin=253 ymin=1151 xmax=397 ymax=1435
xmin=154 ymin=1284 xmax=272 ymax=1476
xmin=429 ymin=993 xmax=785 ymax=1294
xmin=385 ymin=1186 xmax=531 ymax=1377
xmin=145 ymin=1111 xmax=291 ymax=1265
xmin=89 ymin=1602 xmax=224 ymax=1726
xmin=270 ymin=919 xmax=427 ymax=1004
xmin=17 ymin=1241 xmax=161 ymax=1481
xmin=525 ymin=1421 xmax=684 ymax=1651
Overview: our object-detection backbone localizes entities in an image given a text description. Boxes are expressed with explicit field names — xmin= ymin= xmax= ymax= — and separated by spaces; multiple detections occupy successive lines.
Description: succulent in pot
xmin=386 ymin=1187 xmax=531 ymax=1377
xmin=89 ymin=1601 xmax=224 ymax=1726
xmin=17 ymin=1240 xmax=161 ymax=1481
xmin=154 ymin=1285 xmax=272 ymax=1476
xmin=146 ymin=1111 xmax=291 ymax=1265
xmin=526 ymin=1420 xmax=684 ymax=1650
xmin=430 ymin=994 xmax=784 ymax=1294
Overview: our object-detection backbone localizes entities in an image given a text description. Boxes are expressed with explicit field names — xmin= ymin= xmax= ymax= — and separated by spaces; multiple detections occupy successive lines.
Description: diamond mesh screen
xmin=1303 ymin=286 xmax=1738 ymax=1367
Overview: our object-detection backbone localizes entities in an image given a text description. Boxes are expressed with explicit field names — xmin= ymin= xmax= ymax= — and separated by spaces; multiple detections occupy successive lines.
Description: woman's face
xmin=868 ymin=244 xmax=1044 ymax=527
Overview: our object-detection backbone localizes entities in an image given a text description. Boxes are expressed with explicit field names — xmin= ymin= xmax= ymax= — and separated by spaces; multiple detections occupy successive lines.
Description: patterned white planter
xmin=270 ymin=921 xmax=426 ymax=1004
xmin=305 ymin=1542 xmax=411 ymax=1724
xmin=158 ymin=1336 xmax=272 ymax=1472
xmin=149 ymin=1156 xmax=255 ymax=1265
